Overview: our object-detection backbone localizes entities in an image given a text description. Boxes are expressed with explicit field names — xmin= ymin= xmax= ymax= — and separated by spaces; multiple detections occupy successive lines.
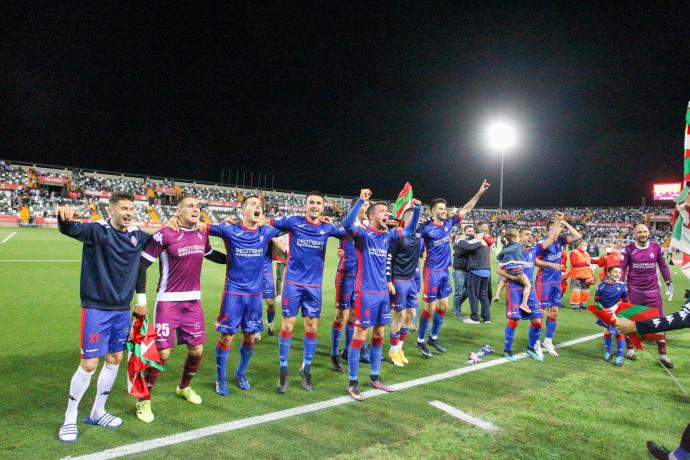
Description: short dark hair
xmin=463 ymin=224 xmax=475 ymax=232
xmin=367 ymin=201 xmax=388 ymax=219
xmin=546 ymin=220 xmax=558 ymax=231
xmin=430 ymin=198 xmax=447 ymax=210
xmin=607 ymin=265 xmax=621 ymax=273
xmin=176 ymin=195 xmax=197 ymax=206
xmin=477 ymin=221 xmax=488 ymax=229
xmin=306 ymin=191 xmax=325 ymax=201
xmin=241 ymin=195 xmax=260 ymax=209
xmin=109 ymin=191 xmax=134 ymax=205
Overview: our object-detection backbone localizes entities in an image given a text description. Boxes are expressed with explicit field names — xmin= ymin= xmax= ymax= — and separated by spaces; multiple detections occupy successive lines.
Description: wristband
xmin=136 ymin=293 xmax=147 ymax=306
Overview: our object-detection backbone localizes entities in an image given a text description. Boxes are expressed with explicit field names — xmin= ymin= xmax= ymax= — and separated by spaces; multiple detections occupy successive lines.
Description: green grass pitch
xmin=1 ymin=227 xmax=689 ymax=459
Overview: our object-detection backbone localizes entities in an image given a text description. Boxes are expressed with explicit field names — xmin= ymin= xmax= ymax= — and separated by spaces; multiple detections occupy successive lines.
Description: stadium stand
xmin=0 ymin=160 xmax=673 ymax=245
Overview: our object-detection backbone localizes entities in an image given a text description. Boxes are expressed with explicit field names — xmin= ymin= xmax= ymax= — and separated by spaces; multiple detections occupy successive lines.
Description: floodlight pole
xmin=499 ymin=149 xmax=504 ymax=209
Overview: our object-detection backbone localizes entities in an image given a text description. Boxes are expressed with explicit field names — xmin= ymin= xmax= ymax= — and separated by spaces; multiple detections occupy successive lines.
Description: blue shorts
xmin=506 ymin=283 xmax=542 ymax=320
xmin=423 ymin=268 xmax=452 ymax=302
xmin=335 ymin=272 xmax=355 ymax=310
xmin=392 ymin=278 xmax=419 ymax=312
xmin=536 ymin=279 xmax=563 ymax=308
xmin=262 ymin=271 xmax=275 ymax=299
xmin=414 ymin=269 xmax=421 ymax=292
xmin=216 ymin=292 xmax=263 ymax=335
xmin=80 ymin=307 xmax=131 ymax=359
xmin=354 ymin=291 xmax=391 ymax=329
xmin=282 ymin=282 xmax=322 ymax=318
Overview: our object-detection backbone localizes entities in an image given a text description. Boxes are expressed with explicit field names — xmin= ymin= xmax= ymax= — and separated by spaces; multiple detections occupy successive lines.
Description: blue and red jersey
xmin=337 ymin=237 xmax=358 ymax=275
xmin=270 ymin=216 xmax=347 ymax=287
xmin=343 ymin=199 xmax=420 ymax=293
xmin=536 ymin=235 xmax=568 ymax=283
xmin=208 ymin=222 xmax=280 ymax=295
xmin=420 ymin=214 xmax=460 ymax=271
xmin=595 ymin=281 xmax=629 ymax=308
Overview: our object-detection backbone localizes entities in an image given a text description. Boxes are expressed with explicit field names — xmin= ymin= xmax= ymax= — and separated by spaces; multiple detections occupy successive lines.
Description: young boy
xmin=594 ymin=266 xmax=628 ymax=367
xmin=497 ymin=229 xmax=531 ymax=314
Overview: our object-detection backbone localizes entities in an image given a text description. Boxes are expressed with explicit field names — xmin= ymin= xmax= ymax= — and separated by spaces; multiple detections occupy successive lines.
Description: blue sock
xmin=616 ymin=336 xmax=625 ymax=358
xmin=331 ymin=322 xmax=343 ymax=357
xmin=528 ymin=323 xmax=541 ymax=349
xmin=369 ymin=340 xmax=383 ymax=377
xmin=303 ymin=333 xmax=317 ymax=373
xmin=344 ymin=322 xmax=354 ymax=351
xmin=236 ymin=341 xmax=253 ymax=376
xmin=604 ymin=334 xmax=613 ymax=354
xmin=545 ymin=318 xmax=557 ymax=340
xmin=504 ymin=320 xmax=517 ymax=352
xmin=430 ymin=309 xmax=445 ymax=338
xmin=267 ymin=310 xmax=276 ymax=324
xmin=348 ymin=340 xmax=363 ymax=381
xmin=215 ymin=342 xmax=231 ymax=382
xmin=673 ymin=446 xmax=690 ymax=460
xmin=418 ymin=310 xmax=431 ymax=341
xmin=278 ymin=331 xmax=292 ymax=375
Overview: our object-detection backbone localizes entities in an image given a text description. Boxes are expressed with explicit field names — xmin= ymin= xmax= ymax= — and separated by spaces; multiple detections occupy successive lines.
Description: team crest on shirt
xmin=130 ymin=235 xmax=138 ymax=246
xmin=197 ymin=233 xmax=203 ymax=241
xmin=650 ymin=252 xmax=655 ymax=259
xmin=259 ymin=235 xmax=264 ymax=242
xmin=320 ymin=230 xmax=325 ymax=235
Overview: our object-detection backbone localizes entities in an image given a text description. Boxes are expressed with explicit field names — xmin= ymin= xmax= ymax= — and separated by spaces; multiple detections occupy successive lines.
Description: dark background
xmin=2 ymin=2 xmax=690 ymax=206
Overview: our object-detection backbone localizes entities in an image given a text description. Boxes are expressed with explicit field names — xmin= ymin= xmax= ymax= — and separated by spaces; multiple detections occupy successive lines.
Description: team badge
xmin=130 ymin=235 xmax=138 ymax=246
xmin=259 ymin=235 xmax=264 ymax=242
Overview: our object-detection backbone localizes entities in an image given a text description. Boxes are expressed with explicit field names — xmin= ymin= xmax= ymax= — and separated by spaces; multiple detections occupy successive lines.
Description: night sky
xmin=2 ymin=3 xmax=690 ymax=207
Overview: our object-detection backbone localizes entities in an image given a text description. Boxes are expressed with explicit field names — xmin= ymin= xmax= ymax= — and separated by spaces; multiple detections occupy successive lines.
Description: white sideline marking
xmin=429 ymin=400 xmax=499 ymax=432
xmin=1 ymin=231 xmax=16 ymax=244
xmin=66 ymin=332 xmax=601 ymax=460
xmin=0 ymin=259 xmax=80 ymax=262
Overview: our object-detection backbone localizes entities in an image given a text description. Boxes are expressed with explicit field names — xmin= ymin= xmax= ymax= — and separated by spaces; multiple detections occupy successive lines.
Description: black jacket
xmin=455 ymin=237 xmax=491 ymax=271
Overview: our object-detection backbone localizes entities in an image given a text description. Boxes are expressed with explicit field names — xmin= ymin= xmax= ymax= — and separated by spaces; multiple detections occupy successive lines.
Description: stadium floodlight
xmin=486 ymin=120 xmax=517 ymax=208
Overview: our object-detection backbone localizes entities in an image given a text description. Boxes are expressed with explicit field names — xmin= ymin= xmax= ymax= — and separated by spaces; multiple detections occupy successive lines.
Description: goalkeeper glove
xmin=666 ymin=281 xmax=674 ymax=301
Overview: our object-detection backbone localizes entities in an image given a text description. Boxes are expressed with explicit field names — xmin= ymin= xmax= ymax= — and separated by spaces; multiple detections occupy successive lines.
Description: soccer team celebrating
xmin=55 ymin=180 xmax=676 ymax=444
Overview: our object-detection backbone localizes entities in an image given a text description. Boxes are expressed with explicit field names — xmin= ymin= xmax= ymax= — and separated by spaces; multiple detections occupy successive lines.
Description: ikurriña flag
xmin=127 ymin=316 xmax=165 ymax=399
xmin=393 ymin=182 xmax=413 ymax=220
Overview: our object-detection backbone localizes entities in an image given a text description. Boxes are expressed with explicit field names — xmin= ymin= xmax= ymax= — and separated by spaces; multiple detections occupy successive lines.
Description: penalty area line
xmin=66 ymin=332 xmax=602 ymax=460
xmin=1 ymin=231 xmax=16 ymax=244
xmin=429 ymin=400 xmax=499 ymax=432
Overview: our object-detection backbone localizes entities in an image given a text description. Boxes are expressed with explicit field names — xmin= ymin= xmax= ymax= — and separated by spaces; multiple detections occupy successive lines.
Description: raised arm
xmin=56 ymin=205 xmax=101 ymax=243
xmin=343 ymin=189 xmax=371 ymax=234
xmin=458 ymin=180 xmax=491 ymax=218
xmin=402 ymin=200 xmax=422 ymax=237
xmin=560 ymin=219 xmax=582 ymax=244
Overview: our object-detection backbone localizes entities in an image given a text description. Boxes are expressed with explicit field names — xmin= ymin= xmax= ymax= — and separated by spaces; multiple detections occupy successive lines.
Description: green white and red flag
xmin=587 ymin=302 xmax=663 ymax=349
xmin=393 ymin=182 xmax=413 ymax=220
xmin=127 ymin=316 xmax=165 ymax=399
xmin=672 ymin=101 xmax=690 ymax=252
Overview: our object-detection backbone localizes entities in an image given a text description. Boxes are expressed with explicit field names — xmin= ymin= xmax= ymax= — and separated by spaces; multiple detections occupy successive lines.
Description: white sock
xmin=90 ymin=363 xmax=119 ymax=420
xmin=64 ymin=366 xmax=95 ymax=425
xmin=660 ymin=354 xmax=668 ymax=360
xmin=544 ymin=338 xmax=552 ymax=344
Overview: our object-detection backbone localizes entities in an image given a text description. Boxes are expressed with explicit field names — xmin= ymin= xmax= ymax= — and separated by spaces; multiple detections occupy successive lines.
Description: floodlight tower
xmin=486 ymin=121 xmax=516 ymax=208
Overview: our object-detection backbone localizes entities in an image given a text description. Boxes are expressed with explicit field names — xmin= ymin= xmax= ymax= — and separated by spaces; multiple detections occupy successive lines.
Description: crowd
xmin=0 ymin=161 xmax=675 ymax=246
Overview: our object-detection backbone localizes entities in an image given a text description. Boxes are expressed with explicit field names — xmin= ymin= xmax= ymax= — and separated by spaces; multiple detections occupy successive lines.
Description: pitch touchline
xmin=65 ymin=333 xmax=601 ymax=460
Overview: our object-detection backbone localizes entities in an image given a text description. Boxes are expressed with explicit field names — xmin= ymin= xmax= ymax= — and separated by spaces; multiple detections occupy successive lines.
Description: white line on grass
xmin=0 ymin=259 xmax=80 ymax=262
xmin=66 ymin=332 xmax=601 ymax=460
xmin=1 ymin=231 xmax=16 ymax=244
xmin=429 ymin=400 xmax=499 ymax=432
